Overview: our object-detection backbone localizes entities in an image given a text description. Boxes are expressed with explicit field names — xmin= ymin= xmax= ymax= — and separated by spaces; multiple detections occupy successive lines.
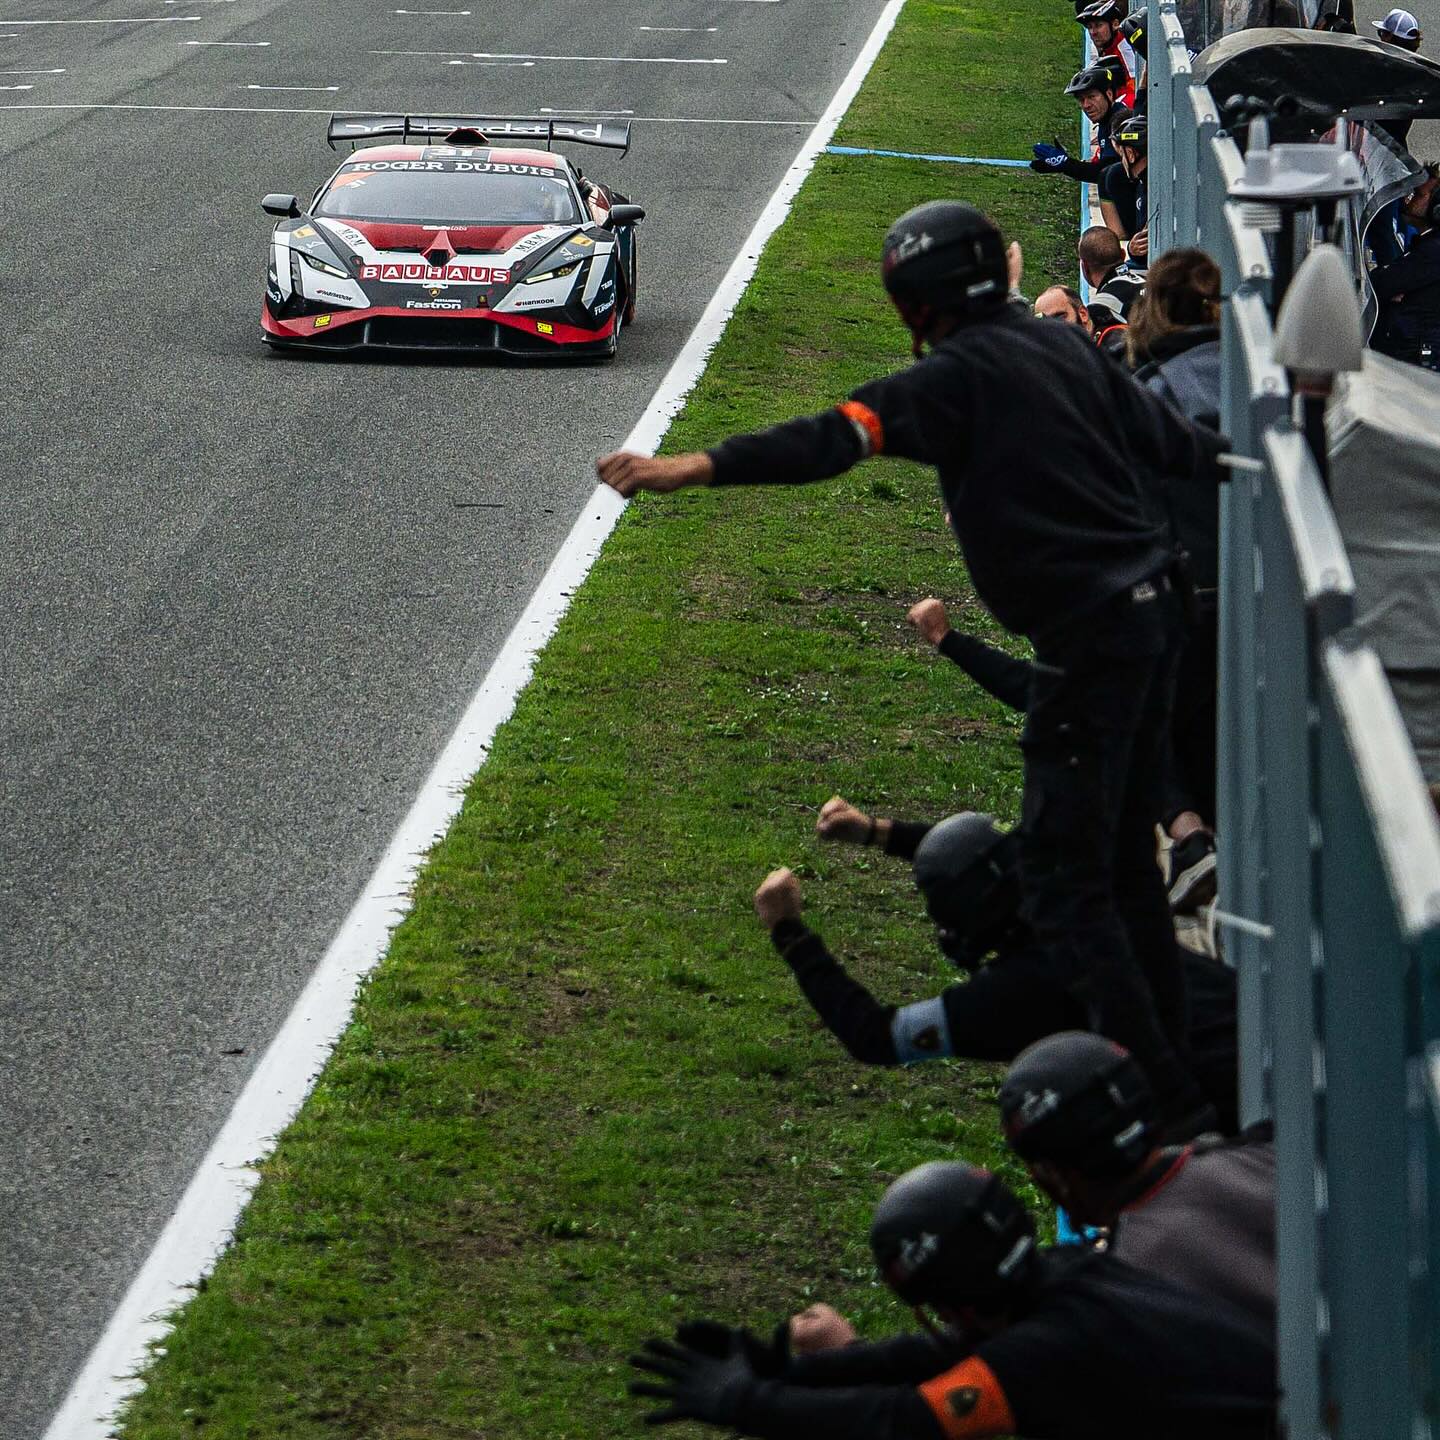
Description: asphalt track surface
xmin=0 ymin=0 xmax=888 ymax=1430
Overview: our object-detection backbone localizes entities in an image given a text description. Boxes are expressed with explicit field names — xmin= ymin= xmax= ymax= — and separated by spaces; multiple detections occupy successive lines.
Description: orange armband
xmin=837 ymin=400 xmax=885 ymax=458
xmin=917 ymin=1356 xmax=1016 ymax=1439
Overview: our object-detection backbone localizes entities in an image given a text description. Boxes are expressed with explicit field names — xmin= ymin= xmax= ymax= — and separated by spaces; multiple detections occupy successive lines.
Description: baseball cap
xmin=1374 ymin=8 xmax=1421 ymax=38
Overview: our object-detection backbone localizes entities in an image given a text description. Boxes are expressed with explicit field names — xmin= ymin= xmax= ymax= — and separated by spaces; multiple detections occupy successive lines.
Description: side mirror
xmin=262 ymin=193 xmax=302 ymax=218
xmin=604 ymin=203 xmax=646 ymax=228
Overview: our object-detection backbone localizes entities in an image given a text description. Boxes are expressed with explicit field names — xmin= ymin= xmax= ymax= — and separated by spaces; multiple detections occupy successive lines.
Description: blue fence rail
xmin=1147 ymin=1 xmax=1440 ymax=1433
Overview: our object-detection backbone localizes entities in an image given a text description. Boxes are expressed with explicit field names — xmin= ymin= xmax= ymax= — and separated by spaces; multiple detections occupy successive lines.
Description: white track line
xmin=39 ymin=3 xmax=906 ymax=1431
xmin=247 ymin=83 xmax=339 ymax=90
xmin=0 ymin=83 xmax=32 ymax=89
xmin=183 ymin=37 xmax=270 ymax=44
xmin=371 ymin=47 xmax=727 ymax=62
xmin=395 ymin=6 xmax=472 ymax=11
xmin=639 ymin=24 xmax=719 ymax=29
xmin=5 ymin=14 xmax=200 ymax=21
xmin=447 ymin=58 xmax=534 ymax=65
xmin=0 ymin=101 xmax=810 ymax=123
xmin=0 ymin=67 xmax=64 ymax=72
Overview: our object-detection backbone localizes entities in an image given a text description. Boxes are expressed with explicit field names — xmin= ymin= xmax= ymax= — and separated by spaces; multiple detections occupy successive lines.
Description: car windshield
xmin=317 ymin=160 xmax=581 ymax=225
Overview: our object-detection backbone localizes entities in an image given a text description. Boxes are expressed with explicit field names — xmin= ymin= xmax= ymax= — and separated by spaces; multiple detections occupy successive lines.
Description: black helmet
xmin=1064 ymin=64 xmax=1117 ymax=97
xmin=911 ymin=813 xmax=1022 ymax=969
xmin=1076 ymin=0 xmax=1123 ymax=20
xmin=999 ymin=1032 xmax=1157 ymax=1179
xmin=1118 ymin=10 xmax=1147 ymax=51
xmin=870 ymin=1162 xmax=1037 ymax=1309
xmin=881 ymin=201 xmax=1008 ymax=323
xmin=1113 ymin=113 xmax=1148 ymax=154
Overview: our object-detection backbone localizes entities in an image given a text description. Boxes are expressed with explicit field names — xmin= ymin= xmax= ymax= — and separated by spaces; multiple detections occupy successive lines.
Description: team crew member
xmin=1103 ymin=115 xmax=1149 ymax=267
xmin=628 ymin=1161 xmax=1277 ymax=1439
xmin=597 ymin=200 xmax=1218 ymax=1133
xmin=1030 ymin=66 xmax=1127 ymax=181
xmin=1034 ymin=284 xmax=1129 ymax=359
xmin=1078 ymin=225 xmax=1146 ymax=322
xmin=1372 ymin=166 xmax=1440 ymax=369
xmin=763 ymin=798 xmax=1240 ymax=1128
xmin=1000 ymin=1032 xmax=1275 ymax=1330
xmin=1076 ymin=0 xmax=1138 ymax=108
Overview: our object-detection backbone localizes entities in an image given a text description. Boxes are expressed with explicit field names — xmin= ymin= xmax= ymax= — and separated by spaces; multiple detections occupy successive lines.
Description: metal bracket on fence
xmin=1213 ymin=908 xmax=1277 ymax=941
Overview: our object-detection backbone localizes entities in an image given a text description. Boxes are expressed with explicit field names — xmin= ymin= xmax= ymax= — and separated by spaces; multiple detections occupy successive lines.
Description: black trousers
xmin=1019 ymin=579 xmax=1204 ymax=1119
xmin=1160 ymin=598 xmax=1218 ymax=830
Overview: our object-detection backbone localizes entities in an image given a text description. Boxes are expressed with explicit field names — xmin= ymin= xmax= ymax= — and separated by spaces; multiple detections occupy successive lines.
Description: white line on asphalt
xmin=183 ymin=38 xmax=271 ymax=44
xmin=371 ymin=47 xmax=727 ymax=62
xmin=5 ymin=13 xmax=200 ymax=20
xmin=638 ymin=24 xmax=719 ymax=29
xmin=0 ymin=102 xmax=811 ymax=123
xmin=0 ymin=83 xmax=32 ymax=89
xmin=247 ymin=83 xmax=340 ymax=90
xmin=395 ymin=6 xmax=471 ymax=11
xmin=447 ymin=58 xmax=534 ymax=65
xmin=0 ymin=67 xmax=64 ymax=72
xmin=37 ymin=2 xmax=903 ymax=1435
xmin=540 ymin=106 xmax=634 ymax=114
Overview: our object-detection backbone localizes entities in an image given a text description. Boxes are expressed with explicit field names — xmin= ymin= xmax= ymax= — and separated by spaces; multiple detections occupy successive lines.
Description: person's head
xmin=1034 ymin=284 xmax=1094 ymax=334
xmin=1076 ymin=0 xmax=1125 ymax=50
xmin=1113 ymin=112 xmax=1147 ymax=177
xmin=1124 ymin=246 xmax=1219 ymax=363
xmin=1402 ymin=165 xmax=1440 ymax=227
xmin=1064 ymin=63 xmax=1117 ymax=124
xmin=871 ymin=1161 xmax=1038 ymax=1333
xmin=1374 ymin=7 xmax=1422 ymax=49
xmin=882 ymin=201 xmax=1009 ymax=356
xmin=911 ymin=813 xmax=1023 ymax=969
xmin=1118 ymin=10 xmax=1148 ymax=56
xmin=998 ymin=1032 xmax=1159 ymax=1226
xmin=1078 ymin=224 xmax=1126 ymax=287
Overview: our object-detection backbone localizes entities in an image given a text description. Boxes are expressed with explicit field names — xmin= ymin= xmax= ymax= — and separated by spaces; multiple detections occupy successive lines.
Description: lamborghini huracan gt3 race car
xmin=261 ymin=114 xmax=643 ymax=358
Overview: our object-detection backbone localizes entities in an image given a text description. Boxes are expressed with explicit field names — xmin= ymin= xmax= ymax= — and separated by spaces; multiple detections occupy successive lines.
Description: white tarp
xmin=1329 ymin=351 xmax=1440 ymax=779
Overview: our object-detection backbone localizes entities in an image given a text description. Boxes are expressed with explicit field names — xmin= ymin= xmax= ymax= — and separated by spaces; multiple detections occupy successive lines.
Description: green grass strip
xmin=118 ymin=2 xmax=1078 ymax=1434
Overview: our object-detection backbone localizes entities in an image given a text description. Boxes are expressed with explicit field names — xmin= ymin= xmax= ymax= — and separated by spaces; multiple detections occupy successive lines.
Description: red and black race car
xmin=261 ymin=114 xmax=643 ymax=358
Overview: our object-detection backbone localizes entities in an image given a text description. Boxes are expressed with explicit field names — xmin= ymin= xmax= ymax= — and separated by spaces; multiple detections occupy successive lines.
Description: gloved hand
xmin=629 ymin=1334 xmax=758 ymax=1426
xmin=676 ymin=1317 xmax=791 ymax=1378
xmin=1030 ymin=142 xmax=1069 ymax=172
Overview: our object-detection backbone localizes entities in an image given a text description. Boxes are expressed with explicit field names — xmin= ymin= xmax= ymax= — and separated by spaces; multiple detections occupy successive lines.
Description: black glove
xmin=676 ymin=1318 xmax=791 ymax=1378
xmin=629 ymin=1334 xmax=758 ymax=1427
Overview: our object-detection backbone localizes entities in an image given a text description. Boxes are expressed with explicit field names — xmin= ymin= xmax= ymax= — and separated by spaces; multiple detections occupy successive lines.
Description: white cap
xmin=1374 ymin=8 xmax=1421 ymax=38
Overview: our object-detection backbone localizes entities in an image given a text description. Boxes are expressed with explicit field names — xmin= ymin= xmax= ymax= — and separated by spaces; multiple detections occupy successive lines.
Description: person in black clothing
xmin=627 ymin=1161 xmax=1277 ymax=1439
xmin=1078 ymin=225 xmax=1146 ymax=324
xmin=1373 ymin=166 xmax=1440 ymax=370
xmin=597 ymin=199 xmax=1218 ymax=1133
xmin=1101 ymin=115 xmax=1148 ymax=269
xmin=756 ymin=800 xmax=1240 ymax=1129
xmin=1030 ymin=66 xmax=1127 ymax=182
xmin=1033 ymin=284 xmax=1130 ymax=361
xmin=1000 ymin=1032 xmax=1273 ymax=1331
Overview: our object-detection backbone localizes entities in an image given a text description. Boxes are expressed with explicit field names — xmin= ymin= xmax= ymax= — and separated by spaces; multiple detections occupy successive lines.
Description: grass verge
xmin=118 ymin=2 xmax=1078 ymax=1435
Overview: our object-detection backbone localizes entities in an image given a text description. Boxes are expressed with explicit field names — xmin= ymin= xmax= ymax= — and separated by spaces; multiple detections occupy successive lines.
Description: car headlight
xmin=522 ymin=261 xmax=578 ymax=285
xmin=299 ymin=250 xmax=350 ymax=279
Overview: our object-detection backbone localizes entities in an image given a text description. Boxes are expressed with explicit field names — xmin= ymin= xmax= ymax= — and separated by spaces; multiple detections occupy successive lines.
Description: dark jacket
xmin=1373 ymin=227 xmax=1440 ymax=359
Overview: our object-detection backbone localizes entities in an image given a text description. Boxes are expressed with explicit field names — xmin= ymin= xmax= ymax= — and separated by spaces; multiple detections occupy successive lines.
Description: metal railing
xmin=1147 ymin=1 xmax=1440 ymax=1433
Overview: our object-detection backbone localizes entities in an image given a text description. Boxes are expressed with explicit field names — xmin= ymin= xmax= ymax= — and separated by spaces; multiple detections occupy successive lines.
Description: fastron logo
xmin=406 ymin=298 xmax=464 ymax=310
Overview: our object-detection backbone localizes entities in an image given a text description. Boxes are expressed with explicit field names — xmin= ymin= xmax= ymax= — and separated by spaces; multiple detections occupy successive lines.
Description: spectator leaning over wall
xmin=1031 ymin=66 xmax=1128 ymax=181
xmin=1079 ymin=225 xmax=1147 ymax=323
xmin=1034 ymin=284 xmax=1130 ymax=360
xmin=1076 ymin=0 xmax=1138 ymax=108
xmin=1103 ymin=113 xmax=1149 ymax=268
xmin=598 ymin=200 xmax=1224 ymax=1137
xmin=1371 ymin=164 xmax=1440 ymax=371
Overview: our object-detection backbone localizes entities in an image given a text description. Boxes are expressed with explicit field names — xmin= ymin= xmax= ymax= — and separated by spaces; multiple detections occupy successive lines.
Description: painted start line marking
xmin=0 ymin=101 xmax=811 ymax=123
xmin=370 ymin=47 xmax=728 ymax=63
xmin=36 ymin=1 xmax=904 ymax=1435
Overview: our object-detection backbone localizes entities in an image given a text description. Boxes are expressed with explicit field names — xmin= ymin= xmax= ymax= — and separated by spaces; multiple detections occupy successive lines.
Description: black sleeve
xmin=707 ymin=361 xmax=965 ymax=487
xmin=771 ymin=919 xmax=898 ymax=1065
xmin=883 ymin=820 xmax=933 ymax=860
xmin=1056 ymin=154 xmax=1110 ymax=182
xmin=737 ymin=1380 xmax=946 ymax=1440
xmin=788 ymin=1331 xmax=966 ymax=1387
xmin=1372 ymin=239 xmax=1440 ymax=302
xmin=937 ymin=631 xmax=1032 ymax=710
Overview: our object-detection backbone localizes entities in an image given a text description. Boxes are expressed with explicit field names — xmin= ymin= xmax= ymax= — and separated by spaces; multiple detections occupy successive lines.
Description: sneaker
xmin=1168 ymin=832 xmax=1217 ymax=914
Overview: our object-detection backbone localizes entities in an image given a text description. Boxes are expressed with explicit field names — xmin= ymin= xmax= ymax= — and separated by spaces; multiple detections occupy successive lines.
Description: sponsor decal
xmin=406 ymin=298 xmax=464 ymax=311
xmin=536 ymin=321 xmax=554 ymax=335
xmin=511 ymin=295 xmax=559 ymax=310
xmin=592 ymin=295 xmax=615 ymax=316
xmin=293 ymin=225 xmax=315 ymax=238
xmin=266 ymin=283 xmax=283 ymax=304
xmin=510 ymin=230 xmax=555 ymax=256
xmin=343 ymin=159 xmax=558 ymax=177
xmin=359 ymin=262 xmax=510 ymax=284
xmin=312 ymin=286 xmax=354 ymax=304
xmin=571 ymin=233 xmax=594 ymax=247
xmin=313 ymin=315 xmax=332 ymax=328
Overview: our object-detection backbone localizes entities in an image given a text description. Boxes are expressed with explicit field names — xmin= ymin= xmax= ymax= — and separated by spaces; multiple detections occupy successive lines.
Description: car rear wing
xmin=326 ymin=114 xmax=632 ymax=154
